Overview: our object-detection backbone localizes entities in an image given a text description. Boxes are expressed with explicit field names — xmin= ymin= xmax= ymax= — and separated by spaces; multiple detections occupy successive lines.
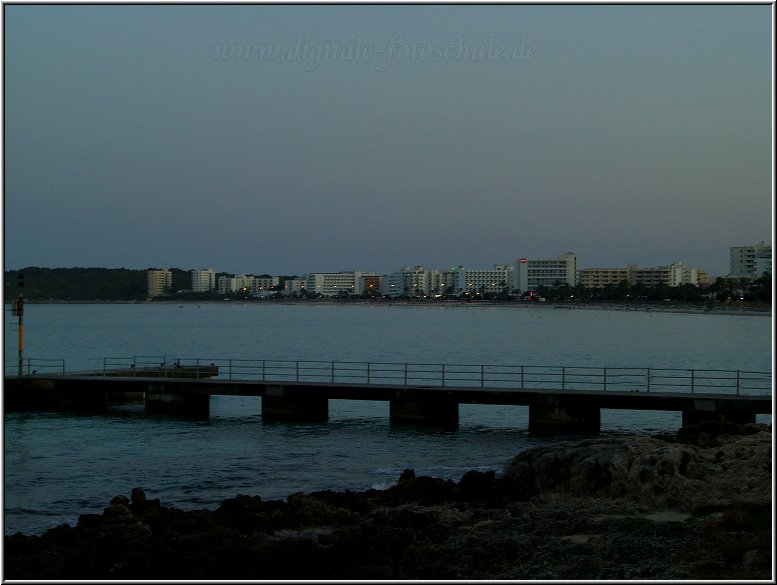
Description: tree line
xmin=3 ymin=267 xmax=191 ymax=301
xmin=528 ymin=274 xmax=771 ymax=304
xmin=3 ymin=268 xmax=294 ymax=302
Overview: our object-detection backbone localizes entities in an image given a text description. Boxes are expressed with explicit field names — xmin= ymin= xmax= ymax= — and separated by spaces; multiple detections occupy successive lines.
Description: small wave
xmin=4 ymin=513 xmax=80 ymax=537
xmin=7 ymin=507 xmax=64 ymax=517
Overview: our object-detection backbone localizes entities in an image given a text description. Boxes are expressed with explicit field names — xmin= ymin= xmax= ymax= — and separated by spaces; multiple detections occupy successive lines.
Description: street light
xmin=11 ymin=273 xmax=24 ymax=377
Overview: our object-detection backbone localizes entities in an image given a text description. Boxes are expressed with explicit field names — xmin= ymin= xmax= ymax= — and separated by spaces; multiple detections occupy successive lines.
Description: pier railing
xmin=9 ymin=356 xmax=770 ymax=397
xmin=5 ymin=358 xmax=66 ymax=377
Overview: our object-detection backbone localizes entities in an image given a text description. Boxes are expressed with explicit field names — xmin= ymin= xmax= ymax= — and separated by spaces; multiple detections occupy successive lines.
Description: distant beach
xmin=17 ymin=298 xmax=772 ymax=317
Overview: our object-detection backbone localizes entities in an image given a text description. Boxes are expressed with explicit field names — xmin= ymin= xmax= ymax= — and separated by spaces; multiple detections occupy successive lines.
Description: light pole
xmin=12 ymin=273 xmax=24 ymax=377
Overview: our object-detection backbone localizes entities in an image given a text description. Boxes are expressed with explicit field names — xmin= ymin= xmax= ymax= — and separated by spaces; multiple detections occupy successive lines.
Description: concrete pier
xmin=4 ymin=377 xmax=109 ymax=412
xmin=4 ymin=372 xmax=770 ymax=435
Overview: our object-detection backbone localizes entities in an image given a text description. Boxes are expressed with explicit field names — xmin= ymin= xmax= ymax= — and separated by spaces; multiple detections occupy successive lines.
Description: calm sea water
xmin=3 ymin=302 xmax=773 ymax=535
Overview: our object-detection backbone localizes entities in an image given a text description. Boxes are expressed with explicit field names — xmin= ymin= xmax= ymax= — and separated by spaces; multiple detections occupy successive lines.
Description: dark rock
xmin=503 ymin=431 xmax=771 ymax=509
xmin=398 ymin=468 xmax=415 ymax=486
xmin=457 ymin=469 xmax=497 ymax=502
xmin=110 ymin=494 xmax=130 ymax=506
xmin=130 ymin=487 xmax=147 ymax=506
xmin=676 ymin=421 xmax=769 ymax=447
xmin=386 ymin=469 xmax=455 ymax=503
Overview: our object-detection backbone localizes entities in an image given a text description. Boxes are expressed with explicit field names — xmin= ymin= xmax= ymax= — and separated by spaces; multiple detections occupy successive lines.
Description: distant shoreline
xmin=11 ymin=298 xmax=772 ymax=317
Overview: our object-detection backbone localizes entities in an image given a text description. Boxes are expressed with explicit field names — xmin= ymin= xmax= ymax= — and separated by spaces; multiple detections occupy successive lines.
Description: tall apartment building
xmin=515 ymin=252 xmax=577 ymax=293
xmin=146 ymin=269 xmax=172 ymax=297
xmin=579 ymin=261 xmax=705 ymax=289
xmin=217 ymin=274 xmax=255 ymax=295
xmin=682 ymin=267 xmax=710 ymax=288
xmin=631 ymin=264 xmax=683 ymax=288
xmin=451 ymin=265 xmax=514 ymax=296
xmin=755 ymin=250 xmax=772 ymax=277
xmin=396 ymin=266 xmax=444 ymax=297
xmin=384 ymin=271 xmax=406 ymax=297
xmin=363 ymin=274 xmax=381 ymax=296
xmin=191 ymin=268 xmax=217 ymax=292
xmin=282 ymin=278 xmax=308 ymax=296
xmin=305 ymin=271 xmax=374 ymax=297
xmin=251 ymin=276 xmax=280 ymax=297
xmin=730 ymin=242 xmax=772 ymax=277
xmin=216 ymin=274 xmax=281 ymax=296
xmin=383 ymin=265 xmax=514 ymax=297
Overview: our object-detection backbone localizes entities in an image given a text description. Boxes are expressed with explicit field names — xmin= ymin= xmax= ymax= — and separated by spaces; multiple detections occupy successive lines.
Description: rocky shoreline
xmin=4 ymin=421 xmax=772 ymax=580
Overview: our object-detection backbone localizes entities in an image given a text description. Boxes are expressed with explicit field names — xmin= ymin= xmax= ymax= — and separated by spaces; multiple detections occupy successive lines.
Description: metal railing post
xmin=562 ymin=367 xmax=566 ymax=390
xmin=331 ymin=361 xmax=335 ymax=383
xmin=404 ymin=363 xmax=408 ymax=385
xmin=736 ymin=370 xmax=740 ymax=395
xmin=481 ymin=365 xmax=484 ymax=387
xmin=229 ymin=359 xmax=233 ymax=380
xmin=441 ymin=364 xmax=445 ymax=387
xmin=367 ymin=362 xmax=371 ymax=384
xmin=521 ymin=366 xmax=524 ymax=389
xmin=690 ymin=370 xmax=695 ymax=394
xmin=646 ymin=368 xmax=651 ymax=393
xmin=603 ymin=368 xmax=607 ymax=391
xmin=262 ymin=359 xmax=266 ymax=381
xmin=296 ymin=361 xmax=300 ymax=382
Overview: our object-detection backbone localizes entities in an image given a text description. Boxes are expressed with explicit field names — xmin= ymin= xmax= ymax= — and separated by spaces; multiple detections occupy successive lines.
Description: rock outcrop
xmin=504 ymin=422 xmax=772 ymax=508
xmin=4 ymin=424 xmax=772 ymax=580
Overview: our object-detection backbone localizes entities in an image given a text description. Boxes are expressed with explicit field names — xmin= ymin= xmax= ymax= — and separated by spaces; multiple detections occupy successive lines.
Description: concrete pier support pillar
xmin=529 ymin=395 xmax=600 ymax=435
xmin=261 ymin=386 xmax=328 ymax=422
xmin=145 ymin=385 xmax=209 ymax=418
xmin=390 ymin=400 xmax=459 ymax=427
xmin=682 ymin=399 xmax=756 ymax=427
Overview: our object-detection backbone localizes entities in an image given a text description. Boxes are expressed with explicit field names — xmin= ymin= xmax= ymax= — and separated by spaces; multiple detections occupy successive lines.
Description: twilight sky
xmin=3 ymin=4 xmax=773 ymax=278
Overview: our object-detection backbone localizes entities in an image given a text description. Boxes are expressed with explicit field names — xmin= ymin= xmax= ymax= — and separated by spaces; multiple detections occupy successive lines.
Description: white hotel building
xmin=217 ymin=275 xmax=281 ymax=296
xmin=514 ymin=252 xmax=578 ymax=293
xmin=217 ymin=274 xmax=255 ymax=295
xmin=390 ymin=266 xmax=444 ymax=297
xmin=305 ymin=271 xmax=374 ymax=297
xmin=385 ymin=265 xmax=516 ymax=297
xmin=729 ymin=242 xmax=772 ymax=278
xmin=191 ymin=268 xmax=217 ymax=292
xmin=282 ymin=278 xmax=308 ymax=296
xmin=251 ymin=276 xmax=280 ymax=297
xmin=450 ymin=265 xmax=514 ymax=296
